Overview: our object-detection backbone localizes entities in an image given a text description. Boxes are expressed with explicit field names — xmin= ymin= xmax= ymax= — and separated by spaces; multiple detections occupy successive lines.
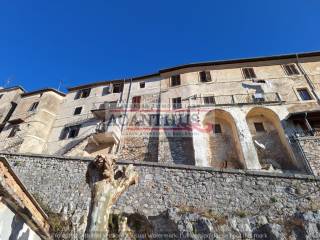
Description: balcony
xmin=91 ymin=102 xmax=125 ymax=120
xmin=188 ymin=92 xmax=283 ymax=108
xmin=89 ymin=122 xmax=121 ymax=144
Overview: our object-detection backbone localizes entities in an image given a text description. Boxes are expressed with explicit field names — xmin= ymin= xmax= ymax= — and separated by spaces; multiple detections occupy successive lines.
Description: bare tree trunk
xmin=87 ymin=155 xmax=138 ymax=239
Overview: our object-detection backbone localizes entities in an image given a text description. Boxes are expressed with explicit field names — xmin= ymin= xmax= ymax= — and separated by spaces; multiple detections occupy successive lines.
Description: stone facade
xmin=295 ymin=136 xmax=320 ymax=176
xmin=1 ymin=153 xmax=320 ymax=239
xmin=0 ymin=52 xmax=320 ymax=176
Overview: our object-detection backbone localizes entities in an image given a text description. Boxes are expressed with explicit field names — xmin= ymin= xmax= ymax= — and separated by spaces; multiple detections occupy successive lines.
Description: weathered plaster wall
xmin=1 ymin=153 xmax=319 ymax=238
xmin=0 ymin=91 xmax=64 ymax=154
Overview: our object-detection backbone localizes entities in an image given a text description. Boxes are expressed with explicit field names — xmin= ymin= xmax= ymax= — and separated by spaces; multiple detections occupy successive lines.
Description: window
xmin=132 ymin=96 xmax=141 ymax=109
xmin=213 ymin=124 xmax=222 ymax=134
xmin=204 ymin=96 xmax=215 ymax=105
xmin=0 ymin=94 xmax=3 ymax=99
xmin=8 ymin=125 xmax=20 ymax=138
xmin=74 ymin=107 xmax=82 ymax=115
xmin=102 ymin=86 xmax=111 ymax=96
xmin=297 ymin=88 xmax=312 ymax=101
xmin=242 ymin=68 xmax=257 ymax=79
xmin=74 ymin=88 xmax=91 ymax=99
xmin=171 ymin=75 xmax=181 ymax=87
xmin=200 ymin=71 xmax=212 ymax=82
xmin=28 ymin=102 xmax=39 ymax=112
xmin=283 ymin=64 xmax=299 ymax=76
xmin=59 ymin=125 xmax=81 ymax=140
xmin=149 ymin=114 xmax=160 ymax=126
xmin=172 ymin=97 xmax=182 ymax=109
xmin=254 ymin=122 xmax=265 ymax=132
xmin=113 ymin=83 xmax=124 ymax=93
xmin=140 ymin=82 xmax=145 ymax=88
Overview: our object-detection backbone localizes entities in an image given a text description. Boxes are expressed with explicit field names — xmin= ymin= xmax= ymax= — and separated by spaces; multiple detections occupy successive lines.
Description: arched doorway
xmin=246 ymin=107 xmax=296 ymax=170
xmin=203 ymin=109 xmax=245 ymax=169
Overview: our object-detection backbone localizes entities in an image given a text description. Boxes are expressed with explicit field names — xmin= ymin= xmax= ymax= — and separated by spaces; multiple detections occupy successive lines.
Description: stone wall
xmin=1 ymin=153 xmax=320 ymax=239
xmin=296 ymin=136 xmax=320 ymax=176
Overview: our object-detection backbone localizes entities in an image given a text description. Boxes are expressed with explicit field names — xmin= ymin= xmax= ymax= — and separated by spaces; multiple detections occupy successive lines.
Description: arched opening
xmin=246 ymin=107 xmax=296 ymax=171
xmin=203 ymin=109 xmax=245 ymax=169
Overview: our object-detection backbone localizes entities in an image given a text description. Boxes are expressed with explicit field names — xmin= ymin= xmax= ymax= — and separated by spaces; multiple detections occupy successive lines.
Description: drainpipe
xmin=295 ymin=54 xmax=320 ymax=102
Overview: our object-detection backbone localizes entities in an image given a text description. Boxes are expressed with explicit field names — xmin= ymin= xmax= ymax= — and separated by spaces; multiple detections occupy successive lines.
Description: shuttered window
xmin=283 ymin=64 xmax=300 ymax=76
xmin=28 ymin=102 xmax=39 ymax=112
xmin=242 ymin=68 xmax=257 ymax=79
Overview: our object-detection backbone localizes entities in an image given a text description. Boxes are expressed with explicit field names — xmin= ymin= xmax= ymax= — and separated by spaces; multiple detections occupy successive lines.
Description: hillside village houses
xmin=0 ymin=51 xmax=320 ymax=176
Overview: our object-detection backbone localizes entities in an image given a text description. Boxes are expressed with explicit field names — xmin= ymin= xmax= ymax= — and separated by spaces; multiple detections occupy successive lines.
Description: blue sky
xmin=0 ymin=0 xmax=319 ymax=92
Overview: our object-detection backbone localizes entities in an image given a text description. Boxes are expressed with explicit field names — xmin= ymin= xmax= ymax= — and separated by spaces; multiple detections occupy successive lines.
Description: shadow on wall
xmin=163 ymin=129 xmax=195 ymax=165
xmin=246 ymin=107 xmax=298 ymax=171
xmin=9 ymin=214 xmax=30 ymax=240
xmin=203 ymin=109 xmax=245 ymax=169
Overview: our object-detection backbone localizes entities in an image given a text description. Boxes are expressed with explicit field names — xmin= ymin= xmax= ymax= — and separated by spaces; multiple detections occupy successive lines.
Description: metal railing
xmin=188 ymin=92 xmax=282 ymax=107
xmin=92 ymin=101 xmax=125 ymax=111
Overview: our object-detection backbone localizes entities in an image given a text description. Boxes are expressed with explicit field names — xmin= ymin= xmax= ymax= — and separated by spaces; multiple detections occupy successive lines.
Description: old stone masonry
xmin=0 ymin=52 xmax=320 ymax=239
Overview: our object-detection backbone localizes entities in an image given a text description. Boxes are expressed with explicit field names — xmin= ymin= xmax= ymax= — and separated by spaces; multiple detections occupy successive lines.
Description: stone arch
xmin=203 ymin=109 xmax=245 ymax=169
xmin=246 ymin=107 xmax=296 ymax=170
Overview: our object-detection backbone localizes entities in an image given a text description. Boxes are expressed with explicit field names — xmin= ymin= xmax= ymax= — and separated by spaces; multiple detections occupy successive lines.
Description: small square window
xmin=69 ymin=126 xmax=80 ymax=138
xmin=204 ymin=96 xmax=215 ymax=105
xmin=102 ymin=86 xmax=111 ymax=96
xmin=74 ymin=107 xmax=82 ymax=115
xmin=254 ymin=122 xmax=265 ymax=132
xmin=140 ymin=82 xmax=145 ymax=88
xmin=172 ymin=97 xmax=182 ymax=109
xmin=113 ymin=83 xmax=123 ymax=93
xmin=213 ymin=124 xmax=222 ymax=134
xmin=171 ymin=75 xmax=181 ymax=87
xmin=28 ymin=102 xmax=39 ymax=112
xmin=297 ymin=88 xmax=312 ymax=101
xmin=283 ymin=64 xmax=299 ymax=76
xmin=242 ymin=68 xmax=257 ymax=79
xmin=200 ymin=71 xmax=212 ymax=82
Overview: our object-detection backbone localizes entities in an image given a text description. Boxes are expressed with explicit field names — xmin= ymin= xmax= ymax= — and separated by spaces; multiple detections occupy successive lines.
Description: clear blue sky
xmin=0 ymin=0 xmax=319 ymax=92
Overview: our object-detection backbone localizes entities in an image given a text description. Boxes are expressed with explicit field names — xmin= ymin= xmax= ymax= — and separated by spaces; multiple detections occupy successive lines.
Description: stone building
xmin=0 ymin=51 xmax=320 ymax=175
xmin=0 ymin=89 xmax=65 ymax=154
